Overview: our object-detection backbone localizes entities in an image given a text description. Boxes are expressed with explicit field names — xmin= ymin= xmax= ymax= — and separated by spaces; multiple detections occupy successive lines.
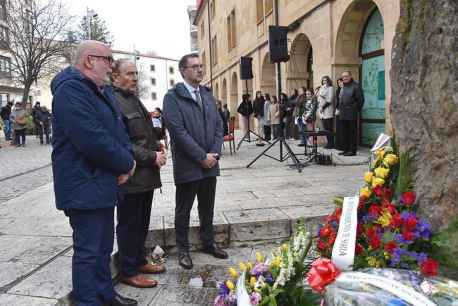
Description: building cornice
xmin=112 ymin=50 xmax=179 ymax=62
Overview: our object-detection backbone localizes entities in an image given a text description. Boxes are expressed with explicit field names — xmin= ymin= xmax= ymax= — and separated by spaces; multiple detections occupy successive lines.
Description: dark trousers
xmin=175 ymin=177 xmax=216 ymax=253
xmin=334 ymin=117 xmax=345 ymax=150
xmin=67 ymin=208 xmax=116 ymax=306
xmin=342 ymin=119 xmax=357 ymax=153
xmin=263 ymin=125 xmax=271 ymax=141
xmin=322 ymin=118 xmax=334 ymax=148
xmin=116 ymin=191 xmax=153 ymax=277
xmin=14 ymin=129 xmax=25 ymax=146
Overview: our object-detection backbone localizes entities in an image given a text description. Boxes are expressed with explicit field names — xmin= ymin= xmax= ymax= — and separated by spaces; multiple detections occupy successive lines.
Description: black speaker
xmin=240 ymin=56 xmax=253 ymax=80
xmin=269 ymin=26 xmax=289 ymax=63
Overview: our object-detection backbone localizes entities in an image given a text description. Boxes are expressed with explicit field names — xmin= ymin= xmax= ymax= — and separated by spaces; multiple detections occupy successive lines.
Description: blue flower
xmin=416 ymin=252 xmax=428 ymax=264
xmin=217 ymin=281 xmax=230 ymax=296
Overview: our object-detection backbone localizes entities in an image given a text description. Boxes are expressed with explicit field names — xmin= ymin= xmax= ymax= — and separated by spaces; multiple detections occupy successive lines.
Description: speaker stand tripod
xmin=236 ymin=116 xmax=268 ymax=150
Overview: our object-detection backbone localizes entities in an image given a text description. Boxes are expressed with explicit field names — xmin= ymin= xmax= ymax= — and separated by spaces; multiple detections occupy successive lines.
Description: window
xmin=170 ymin=79 xmax=175 ymax=87
xmin=227 ymin=10 xmax=237 ymax=51
xmin=151 ymin=92 xmax=157 ymax=100
xmin=210 ymin=0 xmax=216 ymax=20
xmin=0 ymin=0 xmax=6 ymax=21
xmin=0 ymin=56 xmax=11 ymax=77
xmin=169 ymin=66 xmax=174 ymax=74
xmin=256 ymin=0 xmax=264 ymax=24
xmin=211 ymin=36 xmax=218 ymax=67
xmin=151 ymin=78 xmax=156 ymax=85
xmin=150 ymin=64 xmax=155 ymax=72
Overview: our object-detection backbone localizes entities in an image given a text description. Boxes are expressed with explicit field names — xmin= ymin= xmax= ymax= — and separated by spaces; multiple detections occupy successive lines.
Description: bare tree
xmin=5 ymin=0 xmax=73 ymax=104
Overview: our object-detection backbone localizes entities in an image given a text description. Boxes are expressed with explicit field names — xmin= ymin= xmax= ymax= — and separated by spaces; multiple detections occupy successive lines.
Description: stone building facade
xmin=195 ymin=0 xmax=400 ymax=145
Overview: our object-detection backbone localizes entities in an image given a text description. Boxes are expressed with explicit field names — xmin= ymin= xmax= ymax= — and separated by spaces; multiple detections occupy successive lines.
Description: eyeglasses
xmin=88 ymin=55 xmax=114 ymax=64
xmin=184 ymin=64 xmax=203 ymax=70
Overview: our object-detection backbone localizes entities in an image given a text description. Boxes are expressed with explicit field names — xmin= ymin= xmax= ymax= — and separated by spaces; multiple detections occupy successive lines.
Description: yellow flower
xmin=377 ymin=210 xmax=392 ymax=227
xmin=360 ymin=186 xmax=372 ymax=198
xmin=228 ymin=267 xmax=238 ymax=278
xmin=256 ymin=252 xmax=265 ymax=263
xmin=271 ymin=256 xmax=282 ymax=268
xmin=372 ymin=177 xmax=385 ymax=188
xmin=383 ymin=154 xmax=398 ymax=167
xmin=374 ymin=167 xmax=390 ymax=179
xmin=239 ymin=262 xmax=247 ymax=272
xmin=384 ymin=251 xmax=391 ymax=260
xmin=375 ymin=149 xmax=385 ymax=162
xmin=250 ymin=276 xmax=257 ymax=288
xmin=281 ymin=243 xmax=289 ymax=252
xmin=366 ymin=256 xmax=381 ymax=268
xmin=226 ymin=280 xmax=235 ymax=290
xmin=246 ymin=262 xmax=253 ymax=271
xmin=364 ymin=171 xmax=374 ymax=184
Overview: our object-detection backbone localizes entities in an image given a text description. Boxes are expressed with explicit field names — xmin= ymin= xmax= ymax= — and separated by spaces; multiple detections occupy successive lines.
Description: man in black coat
xmin=163 ymin=53 xmax=226 ymax=270
xmin=32 ymin=101 xmax=45 ymax=144
xmin=338 ymin=71 xmax=365 ymax=156
xmin=1 ymin=101 xmax=13 ymax=141
xmin=112 ymin=59 xmax=167 ymax=288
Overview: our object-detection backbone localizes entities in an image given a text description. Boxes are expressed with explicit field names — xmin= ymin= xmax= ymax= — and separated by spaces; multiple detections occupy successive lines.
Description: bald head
xmin=73 ymin=40 xmax=113 ymax=87
xmin=111 ymin=59 xmax=138 ymax=94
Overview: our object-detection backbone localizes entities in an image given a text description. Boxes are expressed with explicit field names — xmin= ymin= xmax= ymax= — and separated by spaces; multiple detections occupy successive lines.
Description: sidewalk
xmin=0 ymin=134 xmax=369 ymax=305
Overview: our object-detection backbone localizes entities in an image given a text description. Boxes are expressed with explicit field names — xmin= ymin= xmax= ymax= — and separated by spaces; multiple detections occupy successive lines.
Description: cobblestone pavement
xmin=0 ymin=138 xmax=53 ymax=204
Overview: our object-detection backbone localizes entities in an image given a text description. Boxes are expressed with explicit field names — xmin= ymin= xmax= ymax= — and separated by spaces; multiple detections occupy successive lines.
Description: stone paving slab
xmin=0 ymin=294 xmax=57 ymax=306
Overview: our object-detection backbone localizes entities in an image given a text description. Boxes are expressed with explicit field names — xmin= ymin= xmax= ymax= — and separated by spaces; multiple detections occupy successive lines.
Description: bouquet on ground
xmin=316 ymin=145 xmax=438 ymax=276
xmin=214 ymin=221 xmax=320 ymax=306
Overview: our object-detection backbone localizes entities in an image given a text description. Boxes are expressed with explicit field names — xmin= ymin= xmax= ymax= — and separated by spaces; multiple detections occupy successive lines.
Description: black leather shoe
xmin=202 ymin=244 xmax=229 ymax=259
xmin=338 ymin=151 xmax=347 ymax=155
xmin=343 ymin=152 xmax=356 ymax=156
xmin=178 ymin=252 xmax=193 ymax=270
xmin=106 ymin=293 xmax=137 ymax=306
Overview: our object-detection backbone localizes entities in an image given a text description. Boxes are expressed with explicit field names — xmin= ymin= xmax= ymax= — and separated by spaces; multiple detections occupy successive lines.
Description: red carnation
xmin=402 ymin=230 xmax=414 ymax=241
xmin=319 ymin=226 xmax=332 ymax=238
xmin=356 ymin=224 xmax=363 ymax=237
xmin=355 ymin=243 xmax=364 ymax=255
xmin=366 ymin=227 xmax=377 ymax=239
xmin=373 ymin=185 xmax=383 ymax=197
xmin=404 ymin=216 xmax=418 ymax=231
xmin=401 ymin=191 xmax=416 ymax=206
xmin=384 ymin=241 xmax=397 ymax=253
xmin=368 ymin=204 xmax=382 ymax=217
xmin=369 ymin=236 xmax=381 ymax=250
xmin=420 ymin=258 xmax=438 ymax=277
xmin=334 ymin=207 xmax=342 ymax=219
xmin=383 ymin=187 xmax=394 ymax=200
xmin=317 ymin=239 xmax=326 ymax=250
xmin=391 ymin=213 xmax=402 ymax=228
xmin=384 ymin=203 xmax=397 ymax=215
xmin=328 ymin=232 xmax=337 ymax=246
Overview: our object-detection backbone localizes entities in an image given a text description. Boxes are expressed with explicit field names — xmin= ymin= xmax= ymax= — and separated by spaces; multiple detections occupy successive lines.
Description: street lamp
xmin=86 ymin=8 xmax=98 ymax=40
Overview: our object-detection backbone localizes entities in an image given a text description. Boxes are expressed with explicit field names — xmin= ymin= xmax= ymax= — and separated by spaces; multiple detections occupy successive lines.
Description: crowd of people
xmin=235 ymin=72 xmax=365 ymax=156
xmin=0 ymin=100 xmax=52 ymax=148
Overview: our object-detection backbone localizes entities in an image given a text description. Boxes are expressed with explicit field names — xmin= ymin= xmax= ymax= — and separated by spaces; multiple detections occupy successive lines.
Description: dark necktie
xmin=194 ymin=90 xmax=203 ymax=111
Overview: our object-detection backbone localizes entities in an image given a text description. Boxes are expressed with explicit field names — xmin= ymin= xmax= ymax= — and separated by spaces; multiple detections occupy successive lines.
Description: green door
xmin=361 ymin=9 xmax=385 ymax=146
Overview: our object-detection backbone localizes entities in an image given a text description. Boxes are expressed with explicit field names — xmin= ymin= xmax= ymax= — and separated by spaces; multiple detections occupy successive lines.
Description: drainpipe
xmin=206 ymin=0 xmax=213 ymax=89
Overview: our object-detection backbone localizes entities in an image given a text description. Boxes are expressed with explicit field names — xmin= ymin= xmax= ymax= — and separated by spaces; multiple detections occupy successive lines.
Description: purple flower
xmin=250 ymin=292 xmax=262 ymax=305
xmin=217 ymin=282 xmax=229 ymax=297
xmin=264 ymin=272 xmax=274 ymax=285
xmin=316 ymin=225 xmax=322 ymax=236
xmin=390 ymin=247 xmax=402 ymax=266
xmin=416 ymin=252 xmax=428 ymax=264
xmin=362 ymin=214 xmax=375 ymax=223
xmin=417 ymin=218 xmax=432 ymax=240
xmin=214 ymin=295 xmax=227 ymax=306
xmin=251 ymin=263 xmax=268 ymax=277
xmin=394 ymin=233 xmax=414 ymax=245
xmin=330 ymin=220 xmax=338 ymax=228
xmin=400 ymin=211 xmax=416 ymax=221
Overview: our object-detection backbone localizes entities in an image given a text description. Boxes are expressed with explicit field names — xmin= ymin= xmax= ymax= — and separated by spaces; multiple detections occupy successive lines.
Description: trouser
xmin=66 ymin=207 xmax=116 ymax=306
xmin=272 ymin=124 xmax=281 ymax=139
xmin=263 ymin=125 xmax=271 ymax=141
xmin=254 ymin=117 xmax=264 ymax=141
xmin=43 ymin=125 xmax=51 ymax=144
xmin=14 ymin=129 xmax=25 ymax=146
xmin=297 ymin=117 xmax=306 ymax=145
xmin=35 ymin=123 xmax=44 ymax=143
xmin=283 ymin=117 xmax=293 ymax=139
xmin=321 ymin=118 xmax=334 ymax=148
xmin=334 ymin=116 xmax=345 ymax=150
xmin=342 ymin=119 xmax=358 ymax=153
xmin=175 ymin=177 xmax=217 ymax=253
xmin=2 ymin=119 xmax=11 ymax=140
xmin=116 ymin=191 xmax=153 ymax=277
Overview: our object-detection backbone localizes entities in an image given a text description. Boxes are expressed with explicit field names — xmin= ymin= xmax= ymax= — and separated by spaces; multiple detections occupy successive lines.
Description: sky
xmin=63 ymin=0 xmax=197 ymax=60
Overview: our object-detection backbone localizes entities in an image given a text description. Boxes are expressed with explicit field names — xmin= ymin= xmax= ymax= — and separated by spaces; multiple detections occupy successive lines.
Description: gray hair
xmin=73 ymin=40 xmax=109 ymax=66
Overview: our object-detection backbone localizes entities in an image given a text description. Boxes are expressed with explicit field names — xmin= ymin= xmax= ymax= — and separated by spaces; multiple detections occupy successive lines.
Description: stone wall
xmin=391 ymin=0 xmax=458 ymax=230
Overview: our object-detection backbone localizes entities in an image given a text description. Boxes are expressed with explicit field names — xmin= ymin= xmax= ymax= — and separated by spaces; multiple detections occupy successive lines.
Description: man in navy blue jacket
xmin=163 ymin=53 xmax=226 ymax=270
xmin=51 ymin=41 xmax=137 ymax=306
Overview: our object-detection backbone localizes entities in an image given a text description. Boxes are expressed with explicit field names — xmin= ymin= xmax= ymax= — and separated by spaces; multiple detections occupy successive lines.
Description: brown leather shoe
xmin=201 ymin=244 xmax=229 ymax=259
xmin=139 ymin=263 xmax=166 ymax=274
xmin=121 ymin=274 xmax=158 ymax=288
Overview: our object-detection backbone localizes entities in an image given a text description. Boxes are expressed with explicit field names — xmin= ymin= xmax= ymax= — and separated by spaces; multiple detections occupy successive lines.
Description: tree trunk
xmin=390 ymin=0 xmax=458 ymax=231
xmin=22 ymin=82 xmax=32 ymax=112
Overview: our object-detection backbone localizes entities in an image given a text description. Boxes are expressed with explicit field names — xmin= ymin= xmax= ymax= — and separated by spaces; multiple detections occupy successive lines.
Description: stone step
xmin=145 ymin=204 xmax=335 ymax=253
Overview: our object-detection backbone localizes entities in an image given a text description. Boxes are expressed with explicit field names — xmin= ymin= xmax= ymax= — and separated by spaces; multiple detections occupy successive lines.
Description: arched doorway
xmin=360 ymin=8 xmax=385 ymax=146
xmin=287 ymin=33 xmax=313 ymax=91
xmin=214 ymin=82 xmax=219 ymax=100
xmin=334 ymin=0 xmax=386 ymax=146
xmin=221 ymin=78 xmax=228 ymax=107
xmin=261 ymin=53 xmax=275 ymax=96
xmin=230 ymin=72 xmax=238 ymax=113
